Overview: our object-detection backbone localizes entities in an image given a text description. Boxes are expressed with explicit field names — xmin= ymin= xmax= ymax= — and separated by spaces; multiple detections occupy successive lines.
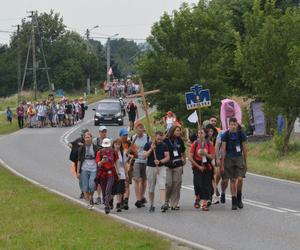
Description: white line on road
xmin=181 ymin=185 xmax=289 ymax=214
xmin=278 ymin=208 xmax=300 ymax=213
xmin=247 ymin=173 xmax=300 ymax=186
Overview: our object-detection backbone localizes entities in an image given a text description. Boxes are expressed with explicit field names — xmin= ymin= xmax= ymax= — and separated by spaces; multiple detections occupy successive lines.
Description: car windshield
xmin=97 ymin=102 xmax=120 ymax=111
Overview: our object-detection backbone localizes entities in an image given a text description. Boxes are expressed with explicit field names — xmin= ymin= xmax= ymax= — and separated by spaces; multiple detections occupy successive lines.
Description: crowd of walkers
xmin=69 ymin=114 xmax=248 ymax=214
xmin=103 ymin=79 xmax=140 ymax=98
xmin=6 ymin=97 xmax=87 ymax=129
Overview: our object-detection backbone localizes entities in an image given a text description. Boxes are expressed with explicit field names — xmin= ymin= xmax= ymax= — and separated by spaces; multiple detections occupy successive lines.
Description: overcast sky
xmin=0 ymin=0 xmax=197 ymax=45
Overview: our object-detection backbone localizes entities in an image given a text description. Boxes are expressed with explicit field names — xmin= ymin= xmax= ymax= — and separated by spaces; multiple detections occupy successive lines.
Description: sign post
xmin=185 ymin=84 xmax=211 ymax=127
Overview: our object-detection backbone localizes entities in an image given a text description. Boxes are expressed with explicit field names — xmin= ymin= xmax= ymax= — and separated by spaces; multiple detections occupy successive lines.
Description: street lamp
xmin=107 ymin=33 xmax=119 ymax=83
xmin=85 ymin=25 xmax=99 ymax=95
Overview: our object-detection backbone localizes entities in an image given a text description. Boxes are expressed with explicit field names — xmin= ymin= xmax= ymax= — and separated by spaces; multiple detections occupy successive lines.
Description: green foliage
xmin=273 ymin=130 xmax=285 ymax=154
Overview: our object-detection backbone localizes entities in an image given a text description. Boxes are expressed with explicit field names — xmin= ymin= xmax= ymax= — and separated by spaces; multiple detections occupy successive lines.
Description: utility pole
xmin=30 ymin=11 xmax=37 ymax=100
xmin=106 ymin=37 xmax=111 ymax=83
xmin=85 ymin=25 xmax=98 ymax=95
xmin=13 ymin=24 xmax=21 ymax=104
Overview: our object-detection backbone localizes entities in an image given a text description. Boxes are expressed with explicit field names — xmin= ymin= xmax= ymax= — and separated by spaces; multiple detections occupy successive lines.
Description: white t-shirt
xmin=37 ymin=105 xmax=47 ymax=117
xmin=116 ymin=151 xmax=126 ymax=180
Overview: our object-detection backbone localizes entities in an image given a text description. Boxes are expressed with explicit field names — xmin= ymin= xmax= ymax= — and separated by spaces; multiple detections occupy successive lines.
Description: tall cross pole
xmin=126 ymin=79 xmax=160 ymax=138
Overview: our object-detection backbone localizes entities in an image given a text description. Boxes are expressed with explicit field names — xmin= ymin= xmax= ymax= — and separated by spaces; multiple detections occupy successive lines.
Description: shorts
xmin=222 ymin=156 xmax=246 ymax=180
xmin=133 ymin=162 xmax=147 ymax=181
xmin=58 ymin=114 xmax=65 ymax=122
xmin=65 ymin=113 xmax=73 ymax=120
xmin=146 ymin=166 xmax=166 ymax=193
xmin=38 ymin=116 xmax=46 ymax=122
xmin=112 ymin=179 xmax=125 ymax=195
xmin=80 ymin=170 xmax=97 ymax=193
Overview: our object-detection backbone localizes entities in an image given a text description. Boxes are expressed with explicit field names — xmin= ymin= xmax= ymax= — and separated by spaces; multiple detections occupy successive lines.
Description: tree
xmin=137 ymin=1 xmax=237 ymax=123
xmin=236 ymin=1 xmax=300 ymax=154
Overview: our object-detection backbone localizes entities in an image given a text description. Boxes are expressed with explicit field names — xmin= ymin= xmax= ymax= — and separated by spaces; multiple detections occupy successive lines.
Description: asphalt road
xmin=0 ymin=100 xmax=300 ymax=250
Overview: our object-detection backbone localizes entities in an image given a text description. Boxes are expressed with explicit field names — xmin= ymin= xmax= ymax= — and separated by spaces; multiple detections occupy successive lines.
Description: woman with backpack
xmin=189 ymin=128 xmax=215 ymax=211
xmin=96 ymin=138 xmax=118 ymax=214
xmin=161 ymin=125 xmax=186 ymax=212
xmin=77 ymin=132 xmax=99 ymax=210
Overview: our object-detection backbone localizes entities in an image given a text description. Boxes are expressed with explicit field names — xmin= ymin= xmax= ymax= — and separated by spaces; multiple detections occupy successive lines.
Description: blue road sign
xmin=55 ymin=89 xmax=64 ymax=97
xmin=185 ymin=84 xmax=211 ymax=110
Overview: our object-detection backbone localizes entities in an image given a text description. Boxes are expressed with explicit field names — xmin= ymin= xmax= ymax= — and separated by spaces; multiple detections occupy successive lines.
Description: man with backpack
xmin=131 ymin=122 xmax=149 ymax=208
xmin=220 ymin=117 xmax=247 ymax=210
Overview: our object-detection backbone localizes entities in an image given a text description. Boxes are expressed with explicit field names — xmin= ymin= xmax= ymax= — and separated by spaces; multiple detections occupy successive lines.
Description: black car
xmin=93 ymin=99 xmax=124 ymax=126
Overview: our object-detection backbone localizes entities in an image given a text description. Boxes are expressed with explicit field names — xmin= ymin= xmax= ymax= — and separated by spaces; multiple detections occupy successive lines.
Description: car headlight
xmin=115 ymin=112 xmax=122 ymax=117
xmin=96 ymin=112 xmax=102 ymax=117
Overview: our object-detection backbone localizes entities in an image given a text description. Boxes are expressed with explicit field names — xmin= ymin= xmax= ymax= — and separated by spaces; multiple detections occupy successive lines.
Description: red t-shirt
xmin=96 ymin=148 xmax=118 ymax=177
xmin=190 ymin=140 xmax=214 ymax=167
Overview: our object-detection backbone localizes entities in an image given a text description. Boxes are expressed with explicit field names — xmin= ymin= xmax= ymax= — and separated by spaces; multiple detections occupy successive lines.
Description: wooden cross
xmin=127 ymin=79 xmax=160 ymax=138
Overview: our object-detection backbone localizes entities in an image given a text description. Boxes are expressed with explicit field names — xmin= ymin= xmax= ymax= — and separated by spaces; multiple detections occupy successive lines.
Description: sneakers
xmin=232 ymin=196 xmax=238 ymax=210
xmin=90 ymin=199 xmax=94 ymax=208
xmin=123 ymin=198 xmax=129 ymax=210
xmin=194 ymin=199 xmax=200 ymax=209
xmin=237 ymin=192 xmax=244 ymax=209
xmin=116 ymin=203 xmax=122 ymax=212
xmin=216 ymin=188 xmax=220 ymax=197
xmin=95 ymin=197 xmax=102 ymax=205
xmin=105 ymin=206 xmax=110 ymax=214
xmin=161 ymin=203 xmax=169 ymax=213
xmin=135 ymin=200 xmax=142 ymax=208
xmin=141 ymin=197 xmax=147 ymax=204
xmin=109 ymin=199 xmax=114 ymax=210
xmin=171 ymin=205 xmax=180 ymax=211
xmin=149 ymin=205 xmax=155 ymax=212
xmin=212 ymin=194 xmax=220 ymax=205
xmin=201 ymin=200 xmax=209 ymax=211
xmin=220 ymin=193 xmax=226 ymax=204
xmin=79 ymin=192 xmax=84 ymax=199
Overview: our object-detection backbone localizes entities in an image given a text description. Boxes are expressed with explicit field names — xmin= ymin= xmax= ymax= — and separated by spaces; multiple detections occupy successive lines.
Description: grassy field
xmin=0 ymin=165 xmax=172 ymax=250
xmin=247 ymin=140 xmax=300 ymax=182
xmin=0 ymin=91 xmax=104 ymax=135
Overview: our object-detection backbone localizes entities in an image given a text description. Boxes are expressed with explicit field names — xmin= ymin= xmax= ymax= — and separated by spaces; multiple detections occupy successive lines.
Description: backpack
xmin=222 ymin=130 xmax=244 ymax=152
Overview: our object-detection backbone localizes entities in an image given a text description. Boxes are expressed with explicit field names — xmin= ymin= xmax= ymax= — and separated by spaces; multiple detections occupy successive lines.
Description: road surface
xmin=0 ymin=100 xmax=299 ymax=250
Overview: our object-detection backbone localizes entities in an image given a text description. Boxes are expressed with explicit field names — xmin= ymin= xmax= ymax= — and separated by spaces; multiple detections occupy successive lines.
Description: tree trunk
xmin=282 ymin=116 xmax=297 ymax=155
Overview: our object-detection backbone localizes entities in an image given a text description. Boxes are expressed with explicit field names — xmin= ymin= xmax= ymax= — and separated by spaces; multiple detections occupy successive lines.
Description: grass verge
xmin=247 ymin=140 xmax=300 ymax=182
xmin=0 ymin=165 xmax=171 ymax=250
xmin=0 ymin=91 xmax=104 ymax=135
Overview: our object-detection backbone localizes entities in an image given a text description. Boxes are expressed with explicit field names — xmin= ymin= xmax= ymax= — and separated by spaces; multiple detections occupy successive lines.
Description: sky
xmin=0 ymin=0 xmax=198 ymax=45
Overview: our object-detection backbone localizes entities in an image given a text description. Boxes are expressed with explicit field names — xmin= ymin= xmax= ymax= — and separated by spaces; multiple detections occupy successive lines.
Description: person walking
xmin=77 ymin=132 xmax=99 ymax=210
xmin=131 ymin=122 xmax=149 ymax=208
xmin=6 ymin=107 xmax=13 ymax=124
xmin=161 ymin=125 xmax=186 ymax=212
xmin=143 ymin=131 xmax=170 ymax=212
xmin=220 ymin=118 xmax=247 ymax=210
xmin=189 ymin=128 xmax=215 ymax=211
xmin=16 ymin=103 xmax=25 ymax=128
xmin=112 ymin=138 xmax=126 ymax=212
xmin=96 ymin=138 xmax=118 ymax=214
xmin=126 ymin=100 xmax=138 ymax=131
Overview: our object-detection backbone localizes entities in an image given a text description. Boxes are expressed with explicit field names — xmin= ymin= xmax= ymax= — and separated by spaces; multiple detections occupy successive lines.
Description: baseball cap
xmin=101 ymin=138 xmax=111 ymax=148
xmin=119 ymin=127 xmax=129 ymax=137
xmin=99 ymin=125 xmax=107 ymax=132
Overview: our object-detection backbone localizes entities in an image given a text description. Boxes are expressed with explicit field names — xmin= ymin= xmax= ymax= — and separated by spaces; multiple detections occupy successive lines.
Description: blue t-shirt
xmin=222 ymin=130 xmax=247 ymax=158
xmin=143 ymin=141 xmax=169 ymax=167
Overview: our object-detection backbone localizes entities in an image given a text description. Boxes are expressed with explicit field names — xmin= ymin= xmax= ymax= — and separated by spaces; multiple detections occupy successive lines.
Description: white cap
xmin=101 ymin=138 xmax=111 ymax=148
xmin=99 ymin=125 xmax=107 ymax=132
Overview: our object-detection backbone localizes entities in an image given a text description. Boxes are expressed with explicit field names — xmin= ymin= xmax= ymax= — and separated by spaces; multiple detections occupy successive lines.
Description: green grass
xmin=247 ymin=140 xmax=300 ymax=182
xmin=0 ymin=165 xmax=171 ymax=250
xmin=0 ymin=91 xmax=104 ymax=135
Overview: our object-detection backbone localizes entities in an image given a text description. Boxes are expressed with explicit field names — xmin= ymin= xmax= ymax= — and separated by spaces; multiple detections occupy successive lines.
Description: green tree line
xmin=0 ymin=10 xmax=140 ymax=97
xmin=137 ymin=0 xmax=300 ymax=153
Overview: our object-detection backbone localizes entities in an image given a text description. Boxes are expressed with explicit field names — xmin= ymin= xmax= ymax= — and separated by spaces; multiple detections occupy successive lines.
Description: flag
xmin=187 ymin=110 xmax=198 ymax=123
xmin=108 ymin=67 xmax=113 ymax=76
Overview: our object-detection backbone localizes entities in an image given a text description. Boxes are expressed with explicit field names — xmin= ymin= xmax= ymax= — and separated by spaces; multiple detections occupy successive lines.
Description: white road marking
xmin=247 ymin=173 xmax=300 ymax=186
xmin=181 ymin=185 xmax=291 ymax=214
xmin=278 ymin=208 xmax=300 ymax=213
xmin=242 ymin=199 xmax=270 ymax=206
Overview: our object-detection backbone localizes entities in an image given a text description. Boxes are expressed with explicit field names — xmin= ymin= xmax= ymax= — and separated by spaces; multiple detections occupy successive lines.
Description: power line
xmin=91 ymin=35 xmax=147 ymax=41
